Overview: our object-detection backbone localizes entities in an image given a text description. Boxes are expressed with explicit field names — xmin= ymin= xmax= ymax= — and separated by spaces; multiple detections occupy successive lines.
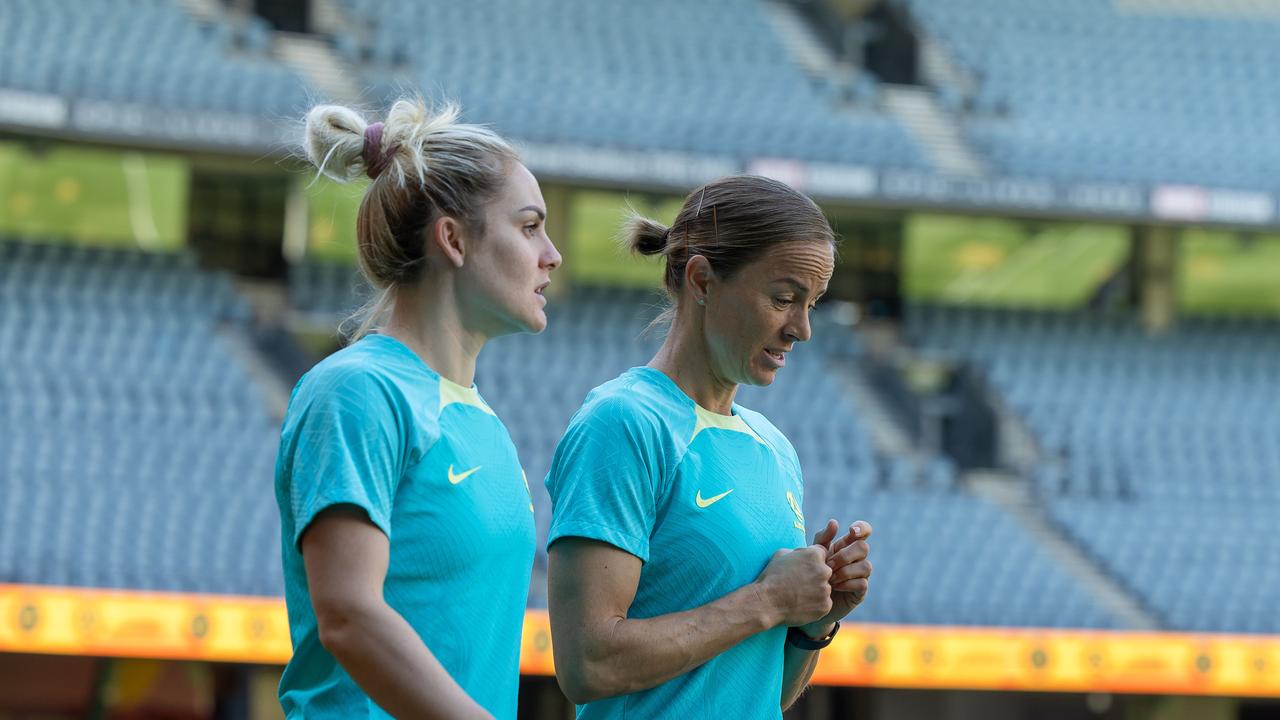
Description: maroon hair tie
xmin=362 ymin=122 xmax=392 ymax=180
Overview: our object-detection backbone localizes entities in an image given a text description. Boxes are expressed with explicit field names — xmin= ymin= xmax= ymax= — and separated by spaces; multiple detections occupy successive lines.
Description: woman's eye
xmin=524 ymin=223 xmax=539 ymax=235
xmin=773 ymin=297 xmax=793 ymax=308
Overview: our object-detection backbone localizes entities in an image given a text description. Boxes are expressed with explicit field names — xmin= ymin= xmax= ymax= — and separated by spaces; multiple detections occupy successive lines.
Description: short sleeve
xmin=282 ymin=369 xmax=405 ymax=548
xmin=545 ymin=396 xmax=665 ymax=562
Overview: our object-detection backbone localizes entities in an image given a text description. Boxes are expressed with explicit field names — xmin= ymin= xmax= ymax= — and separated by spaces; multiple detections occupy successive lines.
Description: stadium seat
xmin=905 ymin=0 xmax=1280 ymax=188
xmin=907 ymin=303 xmax=1280 ymax=633
xmin=328 ymin=0 xmax=930 ymax=170
xmin=0 ymin=0 xmax=313 ymax=118
xmin=0 ymin=237 xmax=282 ymax=596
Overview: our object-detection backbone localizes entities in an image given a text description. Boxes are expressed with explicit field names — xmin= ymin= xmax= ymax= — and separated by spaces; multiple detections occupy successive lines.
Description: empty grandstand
xmin=907 ymin=0 xmax=1280 ymax=189
xmin=0 ymin=238 xmax=282 ymax=596
xmin=1 ymin=0 xmax=305 ymax=116
xmin=909 ymin=305 xmax=1280 ymax=634
xmin=333 ymin=0 xmax=929 ymax=169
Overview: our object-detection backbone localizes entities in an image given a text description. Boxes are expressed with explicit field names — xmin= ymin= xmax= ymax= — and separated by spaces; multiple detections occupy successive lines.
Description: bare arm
xmin=302 ymin=505 xmax=491 ymax=720
xmin=547 ymin=538 xmax=834 ymax=705
xmin=781 ymin=640 xmax=825 ymax=711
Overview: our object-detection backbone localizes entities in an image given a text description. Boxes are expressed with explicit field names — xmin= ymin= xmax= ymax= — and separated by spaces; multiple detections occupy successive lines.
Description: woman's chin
xmin=522 ymin=308 xmax=548 ymax=334
xmin=485 ymin=307 xmax=546 ymax=339
xmin=746 ymin=364 xmax=779 ymax=387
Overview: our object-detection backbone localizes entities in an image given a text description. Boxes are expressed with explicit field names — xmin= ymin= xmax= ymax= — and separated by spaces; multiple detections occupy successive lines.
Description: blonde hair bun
xmin=304 ymin=104 xmax=371 ymax=183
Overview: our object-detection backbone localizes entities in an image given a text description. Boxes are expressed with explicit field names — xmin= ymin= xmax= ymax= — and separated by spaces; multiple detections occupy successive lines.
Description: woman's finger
xmin=812 ymin=518 xmax=839 ymax=549
xmin=830 ymin=559 xmax=872 ymax=585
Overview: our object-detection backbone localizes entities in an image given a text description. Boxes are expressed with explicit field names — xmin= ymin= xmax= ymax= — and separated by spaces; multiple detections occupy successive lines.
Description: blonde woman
xmin=275 ymin=99 xmax=561 ymax=719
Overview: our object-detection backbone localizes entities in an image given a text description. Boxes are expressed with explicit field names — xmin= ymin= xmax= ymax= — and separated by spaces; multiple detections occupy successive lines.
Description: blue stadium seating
xmin=1048 ymin=499 xmax=1280 ymax=633
xmin=287 ymin=259 xmax=372 ymax=321
xmin=906 ymin=0 xmax=1280 ymax=189
xmin=836 ymin=490 xmax=1116 ymax=628
xmin=333 ymin=0 xmax=930 ymax=169
xmin=0 ymin=238 xmax=283 ymax=596
xmin=0 ymin=0 xmax=312 ymax=117
xmin=907 ymin=304 xmax=1280 ymax=633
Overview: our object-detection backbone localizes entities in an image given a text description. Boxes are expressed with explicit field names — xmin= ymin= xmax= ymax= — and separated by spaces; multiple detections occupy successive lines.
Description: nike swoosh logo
xmin=448 ymin=465 xmax=481 ymax=485
xmin=695 ymin=489 xmax=733 ymax=508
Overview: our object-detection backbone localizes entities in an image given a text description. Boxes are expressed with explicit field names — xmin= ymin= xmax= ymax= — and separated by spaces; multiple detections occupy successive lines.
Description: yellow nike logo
xmin=448 ymin=465 xmax=481 ymax=485
xmin=695 ymin=489 xmax=733 ymax=508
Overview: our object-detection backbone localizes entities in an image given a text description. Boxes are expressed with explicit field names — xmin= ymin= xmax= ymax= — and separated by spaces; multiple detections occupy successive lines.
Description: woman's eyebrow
xmin=516 ymin=205 xmax=546 ymax=220
xmin=773 ymin=277 xmax=810 ymax=293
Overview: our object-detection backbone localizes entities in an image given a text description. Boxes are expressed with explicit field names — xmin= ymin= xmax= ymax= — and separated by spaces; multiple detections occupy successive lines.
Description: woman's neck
xmin=648 ymin=308 xmax=737 ymax=415
xmin=382 ymin=278 xmax=486 ymax=387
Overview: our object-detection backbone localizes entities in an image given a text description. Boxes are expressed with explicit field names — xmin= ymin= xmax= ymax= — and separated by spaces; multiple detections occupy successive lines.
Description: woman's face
xmin=461 ymin=162 xmax=562 ymax=336
xmin=702 ymin=240 xmax=835 ymax=388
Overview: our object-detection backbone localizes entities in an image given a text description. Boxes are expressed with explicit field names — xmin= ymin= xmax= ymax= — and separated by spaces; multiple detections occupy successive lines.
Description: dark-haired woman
xmin=274 ymin=99 xmax=561 ymax=719
xmin=545 ymin=175 xmax=873 ymax=717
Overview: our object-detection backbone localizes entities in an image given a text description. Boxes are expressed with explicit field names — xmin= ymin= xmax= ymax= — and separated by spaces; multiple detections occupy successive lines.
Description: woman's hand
xmin=799 ymin=519 xmax=872 ymax=639
xmin=754 ymin=544 xmax=835 ymax=627
xmin=548 ymin=537 xmax=828 ymax=704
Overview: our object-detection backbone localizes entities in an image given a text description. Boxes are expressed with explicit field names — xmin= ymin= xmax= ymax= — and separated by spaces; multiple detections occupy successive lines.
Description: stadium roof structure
xmin=3 ymin=84 xmax=1268 ymax=230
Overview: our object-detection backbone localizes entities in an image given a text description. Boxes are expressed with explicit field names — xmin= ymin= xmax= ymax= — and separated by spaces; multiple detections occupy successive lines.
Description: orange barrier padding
xmin=0 ymin=584 xmax=291 ymax=663
xmin=2 ymin=585 xmax=1278 ymax=696
xmin=810 ymin=623 xmax=1280 ymax=697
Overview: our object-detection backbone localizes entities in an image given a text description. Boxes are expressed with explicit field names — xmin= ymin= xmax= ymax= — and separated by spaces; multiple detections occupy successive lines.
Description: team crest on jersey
xmin=786 ymin=491 xmax=805 ymax=530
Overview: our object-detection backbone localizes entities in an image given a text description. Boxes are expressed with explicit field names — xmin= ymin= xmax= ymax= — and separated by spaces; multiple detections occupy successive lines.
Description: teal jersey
xmin=274 ymin=334 xmax=536 ymax=719
xmin=546 ymin=367 xmax=807 ymax=719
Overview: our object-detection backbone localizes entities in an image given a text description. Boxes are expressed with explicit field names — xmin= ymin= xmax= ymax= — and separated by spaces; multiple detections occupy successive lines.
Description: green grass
xmin=304 ymin=174 xmax=366 ymax=264
xmin=569 ymin=190 xmax=679 ymax=287
xmin=904 ymin=214 xmax=1128 ymax=308
xmin=0 ymin=141 xmax=187 ymax=249
xmin=904 ymin=215 xmax=1280 ymax=314
xmin=1179 ymin=230 xmax=1280 ymax=314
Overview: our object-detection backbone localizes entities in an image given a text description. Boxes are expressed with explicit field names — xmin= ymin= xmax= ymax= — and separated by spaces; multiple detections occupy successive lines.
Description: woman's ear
xmin=428 ymin=215 xmax=467 ymax=269
xmin=685 ymin=254 xmax=714 ymax=306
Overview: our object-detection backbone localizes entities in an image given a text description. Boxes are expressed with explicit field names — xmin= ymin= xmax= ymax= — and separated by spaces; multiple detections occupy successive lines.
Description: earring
xmin=697 ymin=298 xmax=706 ymax=306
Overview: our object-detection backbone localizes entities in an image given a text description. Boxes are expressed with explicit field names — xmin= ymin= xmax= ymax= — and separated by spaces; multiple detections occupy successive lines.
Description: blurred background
xmin=3 ymin=0 xmax=1280 ymax=717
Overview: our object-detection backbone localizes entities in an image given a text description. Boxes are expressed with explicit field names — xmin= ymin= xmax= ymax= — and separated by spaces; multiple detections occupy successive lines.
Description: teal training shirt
xmin=275 ymin=334 xmax=536 ymax=719
xmin=546 ymin=366 xmax=808 ymax=719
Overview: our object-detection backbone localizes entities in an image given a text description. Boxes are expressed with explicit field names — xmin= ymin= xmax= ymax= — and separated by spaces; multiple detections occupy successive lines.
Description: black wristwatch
xmin=786 ymin=622 xmax=840 ymax=650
